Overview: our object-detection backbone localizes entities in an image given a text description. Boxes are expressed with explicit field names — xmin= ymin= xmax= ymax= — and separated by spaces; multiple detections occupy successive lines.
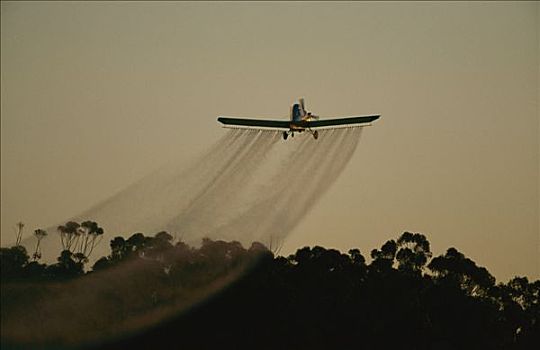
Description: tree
xmin=348 ymin=248 xmax=368 ymax=279
xmin=92 ymin=256 xmax=112 ymax=271
xmin=144 ymin=231 xmax=174 ymax=262
xmin=126 ymin=233 xmax=148 ymax=256
xmin=110 ymin=236 xmax=128 ymax=261
xmin=428 ymin=247 xmax=495 ymax=297
xmin=369 ymin=239 xmax=397 ymax=274
xmin=249 ymin=241 xmax=274 ymax=262
xmin=14 ymin=221 xmax=25 ymax=246
xmin=4 ymin=228 xmax=540 ymax=350
xmin=57 ymin=221 xmax=80 ymax=251
xmin=73 ymin=252 xmax=89 ymax=265
xmin=48 ymin=249 xmax=84 ymax=279
xmin=32 ymin=229 xmax=48 ymax=261
xmin=395 ymin=231 xmax=432 ymax=274
xmin=490 ymin=276 xmax=540 ymax=346
xmin=0 ymin=245 xmax=29 ymax=280
xmin=264 ymin=234 xmax=285 ymax=255
xmin=75 ymin=221 xmax=105 ymax=258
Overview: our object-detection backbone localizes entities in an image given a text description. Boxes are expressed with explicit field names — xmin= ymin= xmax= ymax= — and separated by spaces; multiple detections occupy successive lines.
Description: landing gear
xmin=283 ymin=130 xmax=317 ymax=140
xmin=283 ymin=131 xmax=296 ymax=140
xmin=308 ymin=129 xmax=318 ymax=140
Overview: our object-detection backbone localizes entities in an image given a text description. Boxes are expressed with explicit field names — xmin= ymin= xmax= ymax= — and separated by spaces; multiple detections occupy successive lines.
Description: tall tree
xmin=78 ymin=221 xmax=104 ymax=258
xmin=32 ymin=229 xmax=47 ymax=261
xmin=57 ymin=221 xmax=80 ymax=251
xmin=14 ymin=221 xmax=25 ymax=246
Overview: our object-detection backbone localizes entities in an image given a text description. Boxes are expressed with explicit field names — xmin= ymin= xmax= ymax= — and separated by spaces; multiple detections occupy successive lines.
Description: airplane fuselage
xmin=286 ymin=99 xmax=319 ymax=138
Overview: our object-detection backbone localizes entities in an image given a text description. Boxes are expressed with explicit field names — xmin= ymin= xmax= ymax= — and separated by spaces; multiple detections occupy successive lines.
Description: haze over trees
xmin=1 ymin=222 xmax=538 ymax=349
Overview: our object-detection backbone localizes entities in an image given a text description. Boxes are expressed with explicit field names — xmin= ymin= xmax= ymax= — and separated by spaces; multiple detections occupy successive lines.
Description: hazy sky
xmin=1 ymin=1 xmax=538 ymax=281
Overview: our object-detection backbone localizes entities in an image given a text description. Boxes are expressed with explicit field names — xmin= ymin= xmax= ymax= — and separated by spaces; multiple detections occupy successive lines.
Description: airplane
xmin=217 ymin=98 xmax=380 ymax=140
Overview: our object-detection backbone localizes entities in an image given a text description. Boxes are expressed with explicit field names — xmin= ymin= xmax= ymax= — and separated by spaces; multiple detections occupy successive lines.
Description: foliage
xmin=1 ymin=227 xmax=538 ymax=349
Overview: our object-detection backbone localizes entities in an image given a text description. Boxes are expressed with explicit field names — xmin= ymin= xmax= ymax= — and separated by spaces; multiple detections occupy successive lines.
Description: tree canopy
xmin=1 ymin=226 xmax=538 ymax=350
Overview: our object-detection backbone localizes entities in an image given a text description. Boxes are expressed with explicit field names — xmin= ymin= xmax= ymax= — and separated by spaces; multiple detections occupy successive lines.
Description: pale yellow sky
xmin=1 ymin=1 xmax=538 ymax=281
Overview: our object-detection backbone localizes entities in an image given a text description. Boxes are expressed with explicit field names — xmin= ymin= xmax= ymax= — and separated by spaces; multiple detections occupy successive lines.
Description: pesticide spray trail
xmin=208 ymin=132 xmax=334 ymax=242
xmin=35 ymin=126 xmax=362 ymax=261
xmin=75 ymin=129 xmax=245 ymax=231
xmin=164 ymin=130 xmax=280 ymax=242
xmin=78 ymin=127 xmax=359 ymax=246
xmin=36 ymin=129 xmax=248 ymax=261
xmin=168 ymin=129 xmax=314 ymax=244
xmin=211 ymin=128 xmax=363 ymax=245
xmin=277 ymin=128 xmax=363 ymax=237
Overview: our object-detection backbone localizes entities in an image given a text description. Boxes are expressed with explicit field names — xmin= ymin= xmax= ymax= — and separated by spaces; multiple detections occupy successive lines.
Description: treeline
xmin=1 ymin=223 xmax=539 ymax=349
xmin=1 ymin=220 xmax=104 ymax=281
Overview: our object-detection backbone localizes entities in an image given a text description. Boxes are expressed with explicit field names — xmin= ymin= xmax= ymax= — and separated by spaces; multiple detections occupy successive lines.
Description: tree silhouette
xmin=0 ymin=245 xmax=29 ymax=280
xmin=32 ymin=229 xmax=47 ymax=261
xmin=78 ymin=221 xmax=104 ymax=258
xmin=369 ymin=239 xmax=397 ymax=275
xmin=44 ymin=249 xmax=85 ymax=279
xmin=395 ymin=231 xmax=432 ymax=274
xmin=428 ymin=247 xmax=495 ymax=297
xmin=57 ymin=221 xmax=80 ymax=251
xmin=1 ymin=229 xmax=539 ymax=350
xmin=14 ymin=221 xmax=25 ymax=246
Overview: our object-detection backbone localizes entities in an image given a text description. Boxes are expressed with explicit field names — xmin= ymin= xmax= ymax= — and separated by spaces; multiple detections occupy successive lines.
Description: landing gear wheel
xmin=313 ymin=130 xmax=319 ymax=140
xmin=283 ymin=131 xmax=288 ymax=140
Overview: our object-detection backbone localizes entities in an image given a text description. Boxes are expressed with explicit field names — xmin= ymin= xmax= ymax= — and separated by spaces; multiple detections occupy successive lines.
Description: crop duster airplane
xmin=217 ymin=98 xmax=380 ymax=140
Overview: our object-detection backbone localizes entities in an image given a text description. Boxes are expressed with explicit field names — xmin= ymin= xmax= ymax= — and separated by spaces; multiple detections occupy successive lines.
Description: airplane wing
xmin=217 ymin=117 xmax=290 ymax=129
xmin=304 ymin=115 xmax=380 ymax=128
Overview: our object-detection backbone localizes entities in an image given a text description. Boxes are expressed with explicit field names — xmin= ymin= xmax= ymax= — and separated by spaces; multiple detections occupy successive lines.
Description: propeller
xmin=304 ymin=112 xmax=319 ymax=120
xmin=299 ymin=98 xmax=319 ymax=120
